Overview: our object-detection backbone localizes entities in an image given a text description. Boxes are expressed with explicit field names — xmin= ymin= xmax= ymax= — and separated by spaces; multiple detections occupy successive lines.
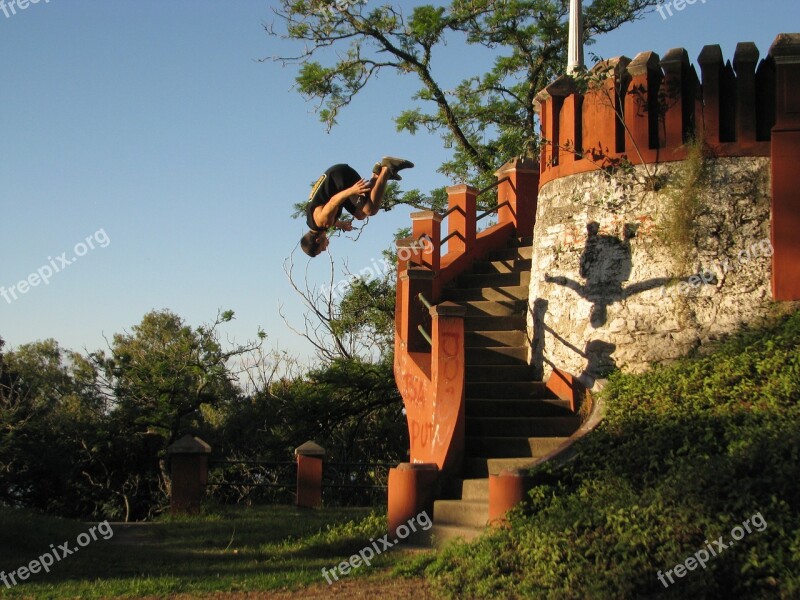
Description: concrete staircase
xmin=426 ymin=236 xmax=582 ymax=546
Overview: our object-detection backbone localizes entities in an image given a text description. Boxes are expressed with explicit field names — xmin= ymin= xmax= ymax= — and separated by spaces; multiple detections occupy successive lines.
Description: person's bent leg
xmin=361 ymin=166 xmax=391 ymax=216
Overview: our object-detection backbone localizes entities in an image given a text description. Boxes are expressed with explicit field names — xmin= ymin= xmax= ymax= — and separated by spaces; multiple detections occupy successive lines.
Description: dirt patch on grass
xmin=143 ymin=575 xmax=441 ymax=599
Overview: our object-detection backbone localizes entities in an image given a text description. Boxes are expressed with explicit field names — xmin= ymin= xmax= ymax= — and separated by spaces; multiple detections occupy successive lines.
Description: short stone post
xmin=167 ymin=434 xmax=211 ymax=514
xmin=295 ymin=441 xmax=325 ymax=508
xmin=388 ymin=463 xmax=439 ymax=539
xmin=488 ymin=469 xmax=531 ymax=526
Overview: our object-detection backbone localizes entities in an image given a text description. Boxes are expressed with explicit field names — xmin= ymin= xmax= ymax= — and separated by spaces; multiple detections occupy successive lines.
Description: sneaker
xmin=381 ymin=156 xmax=414 ymax=172
xmin=373 ymin=162 xmax=403 ymax=181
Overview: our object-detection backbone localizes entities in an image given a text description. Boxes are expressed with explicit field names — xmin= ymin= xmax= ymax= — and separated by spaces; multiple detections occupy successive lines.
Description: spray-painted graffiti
xmin=394 ymin=323 xmax=465 ymax=469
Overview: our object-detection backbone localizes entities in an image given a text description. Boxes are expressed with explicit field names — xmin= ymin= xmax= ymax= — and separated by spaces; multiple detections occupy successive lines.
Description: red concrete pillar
xmin=488 ymin=469 xmax=530 ymax=525
xmin=698 ymin=45 xmax=724 ymax=146
xmin=167 ymin=435 xmax=211 ymax=514
xmin=410 ymin=211 xmax=441 ymax=272
xmin=733 ymin=42 xmax=760 ymax=146
xmin=534 ymin=90 xmax=551 ymax=175
xmin=584 ymin=57 xmax=631 ymax=159
xmin=546 ymin=368 xmax=586 ymax=413
xmin=544 ymin=75 xmax=578 ymax=171
xmin=295 ymin=441 xmax=325 ymax=508
xmin=388 ymin=463 xmax=439 ymax=539
xmin=496 ymin=159 xmax=540 ymax=238
xmin=660 ymin=48 xmax=691 ymax=150
xmin=444 ymin=184 xmax=477 ymax=257
xmin=625 ymin=51 xmax=663 ymax=162
xmin=769 ymin=34 xmax=800 ymax=301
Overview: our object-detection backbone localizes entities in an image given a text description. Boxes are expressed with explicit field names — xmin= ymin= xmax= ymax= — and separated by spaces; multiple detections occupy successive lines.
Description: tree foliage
xmin=271 ymin=0 xmax=660 ymax=210
xmin=0 ymin=304 xmax=406 ymax=519
xmin=91 ymin=309 xmax=262 ymax=445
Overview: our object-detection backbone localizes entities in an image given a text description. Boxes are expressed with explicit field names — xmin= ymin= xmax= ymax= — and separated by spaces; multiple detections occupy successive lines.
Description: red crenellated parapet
xmin=536 ymin=40 xmax=783 ymax=187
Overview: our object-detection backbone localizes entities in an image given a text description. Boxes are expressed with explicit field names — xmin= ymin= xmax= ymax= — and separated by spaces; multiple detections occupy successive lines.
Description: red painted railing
xmin=393 ymin=159 xmax=540 ymax=473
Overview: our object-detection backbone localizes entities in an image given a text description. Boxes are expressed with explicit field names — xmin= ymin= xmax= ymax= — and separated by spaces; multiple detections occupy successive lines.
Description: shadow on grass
xmin=0 ymin=505 xmax=395 ymax=598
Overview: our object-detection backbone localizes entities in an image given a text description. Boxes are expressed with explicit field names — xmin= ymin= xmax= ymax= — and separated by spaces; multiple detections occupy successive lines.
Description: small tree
xmin=270 ymin=0 xmax=660 ymax=209
xmin=92 ymin=309 xmax=263 ymax=445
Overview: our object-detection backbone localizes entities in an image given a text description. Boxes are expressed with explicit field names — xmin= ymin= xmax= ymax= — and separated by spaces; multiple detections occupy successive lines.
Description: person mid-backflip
xmin=300 ymin=157 xmax=414 ymax=257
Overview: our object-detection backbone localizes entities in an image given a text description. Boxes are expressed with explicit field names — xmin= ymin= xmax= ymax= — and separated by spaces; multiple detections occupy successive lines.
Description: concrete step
xmin=487 ymin=245 xmax=533 ymax=261
xmin=424 ymin=524 xmax=484 ymax=547
xmin=465 ymin=436 xmax=569 ymax=458
xmin=434 ymin=499 xmax=489 ymax=528
xmin=465 ymin=314 xmax=526 ymax=331
xmin=471 ymin=258 xmax=532 ymax=274
xmin=466 ymin=380 xmax=551 ymax=398
xmin=459 ymin=271 xmax=530 ymax=288
xmin=508 ymin=236 xmax=534 ymax=247
xmin=465 ymin=364 xmax=540 ymax=382
xmin=466 ymin=398 xmax=572 ymax=418
xmin=466 ymin=346 xmax=527 ymax=365
xmin=463 ymin=457 xmax=546 ymax=478
xmin=443 ymin=285 xmax=528 ymax=302
xmin=463 ymin=300 xmax=526 ymax=317
xmin=465 ymin=330 xmax=527 ymax=347
xmin=466 ymin=416 xmax=582 ymax=437
xmin=459 ymin=478 xmax=490 ymax=501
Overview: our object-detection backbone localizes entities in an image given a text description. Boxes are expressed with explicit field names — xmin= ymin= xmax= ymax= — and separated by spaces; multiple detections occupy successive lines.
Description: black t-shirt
xmin=305 ymin=164 xmax=362 ymax=232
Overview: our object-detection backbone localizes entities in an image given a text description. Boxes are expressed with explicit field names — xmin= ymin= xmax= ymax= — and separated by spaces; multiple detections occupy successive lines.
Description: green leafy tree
xmin=0 ymin=339 xmax=115 ymax=517
xmin=92 ymin=309 xmax=263 ymax=445
xmin=271 ymin=0 xmax=660 ymax=211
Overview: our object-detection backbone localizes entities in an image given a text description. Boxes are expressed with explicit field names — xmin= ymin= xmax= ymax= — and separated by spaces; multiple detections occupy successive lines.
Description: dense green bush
xmin=413 ymin=311 xmax=800 ymax=598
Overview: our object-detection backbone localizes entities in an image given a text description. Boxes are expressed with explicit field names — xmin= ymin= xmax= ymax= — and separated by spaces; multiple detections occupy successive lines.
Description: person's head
xmin=300 ymin=230 xmax=329 ymax=257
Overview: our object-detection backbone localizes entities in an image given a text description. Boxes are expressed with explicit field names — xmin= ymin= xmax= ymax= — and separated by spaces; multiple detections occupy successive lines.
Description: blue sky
xmin=1 ymin=0 xmax=797 ymax=364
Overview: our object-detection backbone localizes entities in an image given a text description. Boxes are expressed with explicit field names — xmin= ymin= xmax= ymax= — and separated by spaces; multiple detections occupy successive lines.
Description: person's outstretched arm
xmin=313 ymin=179 xmax=372 ymax=228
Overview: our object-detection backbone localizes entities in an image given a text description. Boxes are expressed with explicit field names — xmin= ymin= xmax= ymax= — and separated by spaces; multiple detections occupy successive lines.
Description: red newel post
xmin=410 ymin=211 xmax=441 ymax=272
xmin=488 ymin=469 xmax=531 ymax=526
xmin=496 ymin=158 xmax=540 ymax=237
xmin=444 ymin=184 xmax=477 ymax=258
xmin=388 ymin=463 xmax=438 ymax=539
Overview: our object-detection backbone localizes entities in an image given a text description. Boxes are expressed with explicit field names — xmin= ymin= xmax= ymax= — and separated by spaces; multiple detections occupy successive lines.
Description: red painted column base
xmin=489 ymin=469 xmax=531 ymax=526
xmin=388 ymin=463 xmax=439 ymax=539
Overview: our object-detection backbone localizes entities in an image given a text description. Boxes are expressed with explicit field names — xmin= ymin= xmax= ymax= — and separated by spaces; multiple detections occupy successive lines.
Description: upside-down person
xmin=300 ymin=157 xmax=414 ymax=257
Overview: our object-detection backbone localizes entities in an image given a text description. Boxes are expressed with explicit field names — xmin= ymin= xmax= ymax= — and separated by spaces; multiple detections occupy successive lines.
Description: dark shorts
xmin=305 ymin=164 xmax=362 ymax=232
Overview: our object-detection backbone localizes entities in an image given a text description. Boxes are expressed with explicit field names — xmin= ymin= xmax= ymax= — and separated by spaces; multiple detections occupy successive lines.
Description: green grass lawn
xmin=0 ymin=504 xmax=419 ymax=599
